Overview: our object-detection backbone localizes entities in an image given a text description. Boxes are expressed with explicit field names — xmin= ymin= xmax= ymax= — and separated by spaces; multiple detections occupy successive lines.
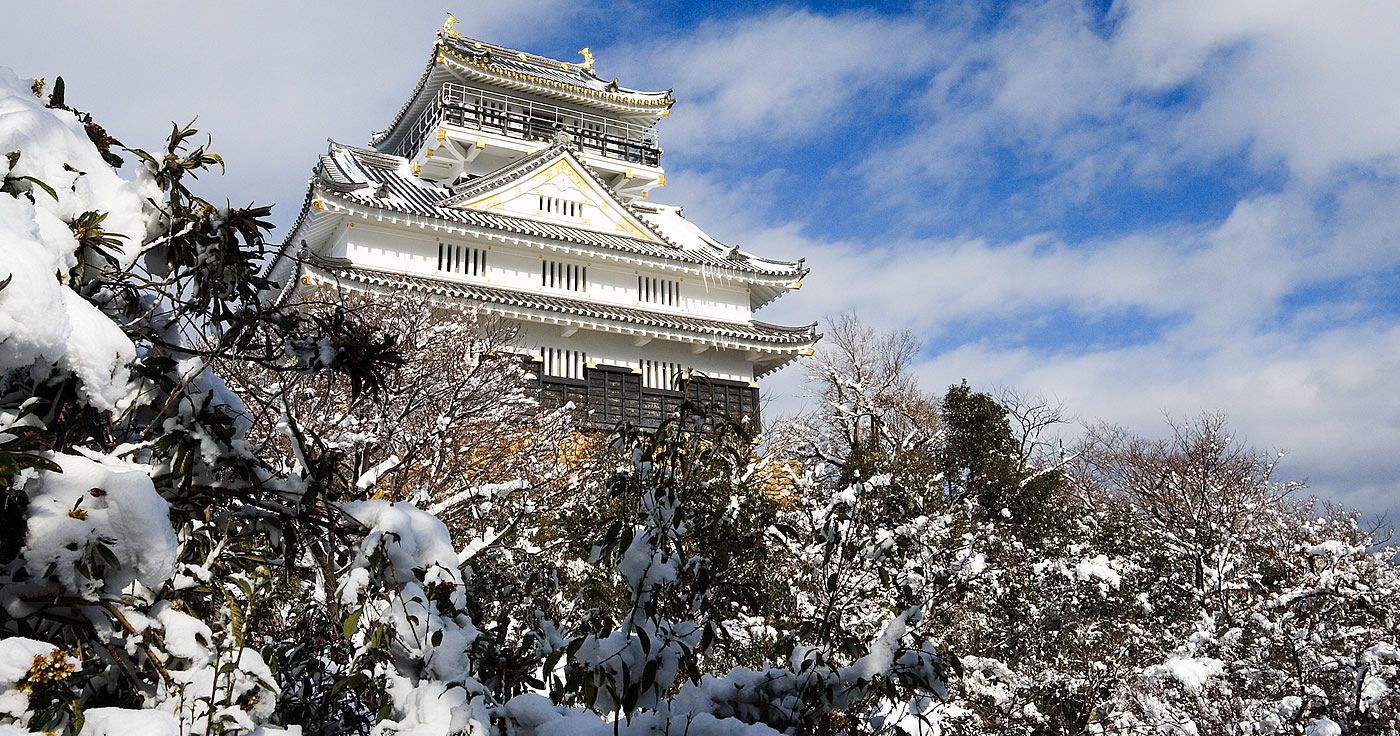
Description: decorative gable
xmin=451 ymin=148 xmax=658 ymax=241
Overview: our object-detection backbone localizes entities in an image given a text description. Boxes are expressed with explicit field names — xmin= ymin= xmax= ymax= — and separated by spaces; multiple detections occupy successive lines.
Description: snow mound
xmin=20 ymin=450 xmax=177 ymax=600
xmin=79 ymin=708 xmax=180 ymax=736
xmin=0 ymin=67 xmax=157 ymax=411
xmin=1147 ymin=656 xmax=1224 ymax=694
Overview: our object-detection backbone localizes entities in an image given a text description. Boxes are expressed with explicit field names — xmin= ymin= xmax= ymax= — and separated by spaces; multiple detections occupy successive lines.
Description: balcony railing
xmin=396 ymin=82 xmax=662 ymax=167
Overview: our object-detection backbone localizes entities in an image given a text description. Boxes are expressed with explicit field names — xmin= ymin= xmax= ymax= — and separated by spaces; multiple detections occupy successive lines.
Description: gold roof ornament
xmin=578 ymin=47 xmax=595 ymax=71
xmin=443 ymin=13 xmax=462 ymax=38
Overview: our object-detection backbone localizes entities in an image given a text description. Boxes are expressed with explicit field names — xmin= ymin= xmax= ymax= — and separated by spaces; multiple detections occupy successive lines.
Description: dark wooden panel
xmin=539 ymin=366 xmax=758 ymax=432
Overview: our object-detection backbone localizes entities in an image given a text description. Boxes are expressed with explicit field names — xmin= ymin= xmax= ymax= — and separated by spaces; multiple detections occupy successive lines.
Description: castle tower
xmin=269 ymin=20 xmax=817 ymax=430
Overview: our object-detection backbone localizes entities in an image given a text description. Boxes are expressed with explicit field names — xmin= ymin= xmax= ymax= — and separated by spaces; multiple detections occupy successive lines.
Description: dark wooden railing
xmin=397 ymin=83 xmax=662 ymax=167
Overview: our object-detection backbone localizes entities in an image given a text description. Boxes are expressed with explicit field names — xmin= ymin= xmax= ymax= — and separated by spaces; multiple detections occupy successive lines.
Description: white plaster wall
xmin=342 ymin=222 xmax=757 ymax=322
xmin=517 ymin=321 xmax=755 ymax=384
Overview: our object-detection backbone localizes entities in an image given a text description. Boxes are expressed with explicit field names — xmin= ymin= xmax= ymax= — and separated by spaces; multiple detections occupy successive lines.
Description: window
xmin=542 ymin=260 xmax=587 ymax=292
xmin=638 ymin=276 xmax=680 ymax=307
xmin=538 ymin=194 xmax=581 ymax=219
xmin=542 ymin=347 xmax=586 ymax=380
xmin=642 ymin=359 xmax=683 ymax=390
xmin=437 ymin=243 xmax=486 ymax=276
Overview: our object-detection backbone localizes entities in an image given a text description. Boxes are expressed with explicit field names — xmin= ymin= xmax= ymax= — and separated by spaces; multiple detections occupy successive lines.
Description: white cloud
xmin=1115 ymin=0 xmax=1400 ymax=182
xmin=863 ymin=0 xmax=1400 ymax=208
xmin=665 ymin=159 xmax=1400 ymax=521
xmin=610 ymin=8 xmax=949 ymax=153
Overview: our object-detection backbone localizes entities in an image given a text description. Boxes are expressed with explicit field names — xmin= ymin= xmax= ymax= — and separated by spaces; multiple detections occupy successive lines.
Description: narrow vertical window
xmin=440 ymin=244 xmax=486 ymax=276
xmin=639 ymin=276 xmax=680 ymax=307
xmin=542 ymin=260 xmax=586 ymax=292
xmin=542 ymin=347 xmax=587 ymax=379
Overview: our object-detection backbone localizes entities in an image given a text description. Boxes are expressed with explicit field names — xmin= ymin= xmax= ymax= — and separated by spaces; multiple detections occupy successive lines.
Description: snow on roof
xmin=635 ymin=202 xmax=809 ymax=279
xmin=634 ymin=204 xmax=717 ymax=252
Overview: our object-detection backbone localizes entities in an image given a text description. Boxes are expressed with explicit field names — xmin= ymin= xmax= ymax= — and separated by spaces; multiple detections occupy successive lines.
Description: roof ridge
xmin=441 ymin=33 xmax=672 ymax=100
xmin=328 ymin=140 xmax=406 ymax=171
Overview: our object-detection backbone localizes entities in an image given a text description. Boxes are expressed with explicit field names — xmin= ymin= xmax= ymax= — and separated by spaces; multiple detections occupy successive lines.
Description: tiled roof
xmin=370 ymin=36 xmax=673 ymax=151
xmin=439 ymin=34 xmax=673 ymax=106
xmin=315 ymin=142 xmax=806 ymax=279
xmin=305 ymin=259 xmax=818 ymax=350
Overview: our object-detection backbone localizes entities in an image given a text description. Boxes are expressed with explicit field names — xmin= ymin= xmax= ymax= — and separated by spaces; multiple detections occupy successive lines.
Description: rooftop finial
xmin=443 ymin=13 xmax=462 ymax=38
xmin=578 ymin=47 xmax=595 ymax=71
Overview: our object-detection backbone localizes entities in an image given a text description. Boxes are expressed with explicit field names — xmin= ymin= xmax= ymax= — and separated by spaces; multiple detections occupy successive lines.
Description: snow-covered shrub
xmin=0 ymin=68 xmax=398 ymax=734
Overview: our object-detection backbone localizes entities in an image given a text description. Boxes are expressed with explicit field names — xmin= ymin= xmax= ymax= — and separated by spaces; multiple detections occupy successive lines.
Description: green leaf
xmin=94 ymin=542 xmax=122 ymax=571
xmin=342 ymin=609 xmax=362 ymax=639
xmin=542 ymin=646 xmax=565 ymax=674
xmin=331 ymin=671 xmax=366 ymax=696
xmin=641 ymin=659 xmax=659 ymax=691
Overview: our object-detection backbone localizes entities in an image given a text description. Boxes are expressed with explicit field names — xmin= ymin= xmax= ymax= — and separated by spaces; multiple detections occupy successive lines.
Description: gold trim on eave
xmin=443 ymin=13 xmax=462 ymax=37
xmin=439 ymin=48 xmax=673 ymax=107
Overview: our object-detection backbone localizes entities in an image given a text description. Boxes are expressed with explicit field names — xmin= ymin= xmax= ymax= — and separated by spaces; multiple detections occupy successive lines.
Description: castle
xmin=269 ymin=19 xmax=817 ymax=430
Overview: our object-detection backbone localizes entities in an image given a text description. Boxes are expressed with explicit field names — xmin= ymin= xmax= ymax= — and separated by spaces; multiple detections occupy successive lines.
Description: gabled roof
xmin=439 ymin=144 xmax=665 ymax=241
xmin=302 ymin=141 xmax=808 ymax=283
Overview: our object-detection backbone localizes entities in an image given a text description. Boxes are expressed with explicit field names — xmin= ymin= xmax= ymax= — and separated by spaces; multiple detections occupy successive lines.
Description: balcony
xmin=397 ymin=83 xmax=662 ymax=167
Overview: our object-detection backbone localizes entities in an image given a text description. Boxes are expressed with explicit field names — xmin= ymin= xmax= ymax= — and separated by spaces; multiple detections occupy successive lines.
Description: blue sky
xmin=9 ymin=1 xmax=1400 ymax=527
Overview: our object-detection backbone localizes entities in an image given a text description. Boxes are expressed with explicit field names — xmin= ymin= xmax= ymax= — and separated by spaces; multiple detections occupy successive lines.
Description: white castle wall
xmin=338 ymin=223 xmax=754 ymax=321
xmin=518 ymin=322 xmax=755 ymax=385
xmin=329 ymin=222 xmax=768 ymax=385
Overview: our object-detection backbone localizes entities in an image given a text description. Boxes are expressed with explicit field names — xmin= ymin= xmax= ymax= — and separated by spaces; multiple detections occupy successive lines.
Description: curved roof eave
xmin=316 ymin=182 xmax=803 ymax=284
xmin=441 ymin=33 xmax=674 ymax=105
xmin=303 ymin=262 xmax=819 ymax=352
xmin=369 ymin=49 xmax=443 ymax=150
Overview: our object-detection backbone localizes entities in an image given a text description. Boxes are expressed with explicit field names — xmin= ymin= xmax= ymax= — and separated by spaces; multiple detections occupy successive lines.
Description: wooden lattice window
xmin=438 ymin=243 xmax=486 ymax=276
xmin=641 ymin=359 xmax=682 ymax=390
xmin=538 ymin=195 xmax=581 ymax=219
xmin=542 ymin=260 xmax=587 ymax=292
xmin=542 ymin=347 xmax=587 ymax=380
xmin=638 ymin=276 xmax=679 ymax=307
